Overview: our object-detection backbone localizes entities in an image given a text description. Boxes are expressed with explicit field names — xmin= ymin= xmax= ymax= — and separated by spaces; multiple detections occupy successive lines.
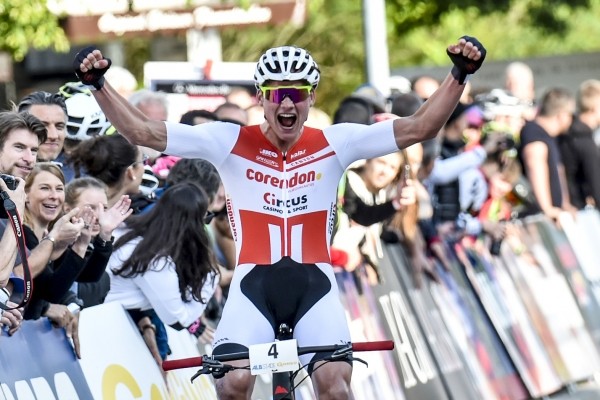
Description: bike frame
xmin=162 ymin=323 xmax=394 ymax=399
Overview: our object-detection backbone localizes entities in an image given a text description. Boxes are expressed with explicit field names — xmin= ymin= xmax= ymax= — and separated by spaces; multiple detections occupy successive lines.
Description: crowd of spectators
xmin=1 ymin=60 xmax=600 ymax=379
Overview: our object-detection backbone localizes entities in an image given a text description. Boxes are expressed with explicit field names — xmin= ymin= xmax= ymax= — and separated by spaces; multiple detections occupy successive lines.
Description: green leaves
xmin=0 ymin=0 xmax=69 ymax=61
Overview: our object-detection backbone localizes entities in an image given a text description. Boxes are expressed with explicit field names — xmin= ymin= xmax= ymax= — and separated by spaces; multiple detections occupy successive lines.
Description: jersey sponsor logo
xmin=260 ymin=148 xmax=278 ymax=158
xmin=255 ymin=155 xmax=280 ymax=167
xmin=226 ymin=198 xmax=237 ymax=240
xmin=288 ymin=154 xmax=316 ymax=168
xmin=289 ymin=149 xmax=306 ymax=160
xmin=247 ymin=169 xmax=321 ymax=188
xmin=263 ymin=193 xmax=308 ymax=213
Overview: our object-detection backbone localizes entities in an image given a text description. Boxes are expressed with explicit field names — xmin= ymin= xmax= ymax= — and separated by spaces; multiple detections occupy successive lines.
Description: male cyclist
xmin=74 ymin=36 xmax=485 ymax=400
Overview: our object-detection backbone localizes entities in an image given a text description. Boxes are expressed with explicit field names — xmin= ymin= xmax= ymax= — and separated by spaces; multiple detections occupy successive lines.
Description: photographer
xmin=0 ymin=112 xmax=82 ymax=306
xmin=0 ymin=176 xmax=25 ymax=286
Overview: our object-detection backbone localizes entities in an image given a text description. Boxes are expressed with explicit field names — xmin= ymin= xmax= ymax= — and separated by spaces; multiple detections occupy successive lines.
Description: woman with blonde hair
xmin=22 ymin=163 xmax=130 ymax=355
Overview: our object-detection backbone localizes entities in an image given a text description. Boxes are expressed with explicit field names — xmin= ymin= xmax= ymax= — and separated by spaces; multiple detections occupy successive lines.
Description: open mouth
xmin=278 ymin=113 xmax=297 ymax=128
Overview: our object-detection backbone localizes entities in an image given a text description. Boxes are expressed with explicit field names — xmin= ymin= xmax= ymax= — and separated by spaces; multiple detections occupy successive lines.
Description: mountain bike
xmin=163 ymin=323 xmax=395 ymax=400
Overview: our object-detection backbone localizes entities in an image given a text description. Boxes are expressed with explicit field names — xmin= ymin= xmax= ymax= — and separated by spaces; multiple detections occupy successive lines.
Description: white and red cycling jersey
xmin=164 ymin=119 xmax=398 ymax=266
xmin=164 ymin=119 xmax=399 ymax=367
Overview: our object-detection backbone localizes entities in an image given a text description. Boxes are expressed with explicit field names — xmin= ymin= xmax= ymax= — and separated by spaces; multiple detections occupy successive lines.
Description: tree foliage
xmin=221 ymin=0 xmax=367 ymax=116
xmin=221 ymin=0 xmax=600 ymax=116
xmin=0 ymin=0 xmax=69 ymax=61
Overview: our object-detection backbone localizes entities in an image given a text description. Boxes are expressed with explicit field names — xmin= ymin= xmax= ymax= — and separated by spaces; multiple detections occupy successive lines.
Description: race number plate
xmin=249 ymin=339 xmax=299 ymax=375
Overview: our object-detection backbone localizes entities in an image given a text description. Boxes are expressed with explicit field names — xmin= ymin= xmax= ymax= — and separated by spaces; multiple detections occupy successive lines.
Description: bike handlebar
xmin=162 ymin=340 xmax=394 ymax=371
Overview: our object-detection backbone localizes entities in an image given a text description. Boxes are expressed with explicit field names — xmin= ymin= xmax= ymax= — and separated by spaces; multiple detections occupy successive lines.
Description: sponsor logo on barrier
xmin=379 ymin=291 xmax=436 ymax=389
xmin=0 ymin=372 xmax=82 ymax=400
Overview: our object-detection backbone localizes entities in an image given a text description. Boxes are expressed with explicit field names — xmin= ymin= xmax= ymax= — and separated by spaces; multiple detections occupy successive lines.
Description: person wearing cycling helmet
xmin=74 ymin=37 xmax=486 ymax=400
xmin=17 ymin=91 xmax=68 ymax=163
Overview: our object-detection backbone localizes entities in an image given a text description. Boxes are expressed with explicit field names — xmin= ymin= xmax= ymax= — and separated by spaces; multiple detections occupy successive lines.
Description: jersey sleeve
xmin=324 ymin=119 xmax=399 ymax=169
xmin=163 ymin=121 xmax=241 ymax=167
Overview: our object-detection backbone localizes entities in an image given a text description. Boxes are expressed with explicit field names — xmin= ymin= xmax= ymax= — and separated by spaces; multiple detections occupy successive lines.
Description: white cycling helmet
xmin=65 ymin=93 xmax=113 ymax=141
xmin=254 ymin=46 xmax=320 ymax=88
xmin=59 ymin=81 xmax=92 ymax=98
xmin=140 ymin=165 xmax=159 ymax=196
xmin=475 ymin=89 xmax=525 ymax=120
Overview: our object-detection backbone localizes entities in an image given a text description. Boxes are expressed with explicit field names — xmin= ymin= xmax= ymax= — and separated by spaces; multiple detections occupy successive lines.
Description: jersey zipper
xmin=282 ymin=151 xmax=288 ymax=257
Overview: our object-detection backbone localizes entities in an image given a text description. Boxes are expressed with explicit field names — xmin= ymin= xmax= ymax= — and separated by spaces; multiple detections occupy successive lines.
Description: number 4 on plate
xmin=249 ymin=339 xmax=299 ymax=375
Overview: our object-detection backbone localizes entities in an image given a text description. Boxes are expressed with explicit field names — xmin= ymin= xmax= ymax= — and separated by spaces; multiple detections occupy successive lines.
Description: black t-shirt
xmin=558 ymin=115 xmax=600 ymax=209
xmin=518 ymin=121 xmax=563 ymax=209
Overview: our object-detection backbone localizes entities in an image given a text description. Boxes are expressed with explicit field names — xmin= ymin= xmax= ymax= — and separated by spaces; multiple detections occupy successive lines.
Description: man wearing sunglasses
xmin=74 ymin=36 xmax=485 ymax=400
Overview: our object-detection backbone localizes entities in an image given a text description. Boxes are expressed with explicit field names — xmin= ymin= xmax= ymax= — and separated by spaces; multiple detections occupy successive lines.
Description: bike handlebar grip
xmin=162 ymin=357 xmax=203 ymax=371
xmin=352 ymin=340 xmax=395 ymax=352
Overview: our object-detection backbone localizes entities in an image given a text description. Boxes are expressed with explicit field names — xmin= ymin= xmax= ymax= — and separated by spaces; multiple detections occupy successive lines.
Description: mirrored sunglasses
xmin=260 ymin=85 xmax=312 ymax=104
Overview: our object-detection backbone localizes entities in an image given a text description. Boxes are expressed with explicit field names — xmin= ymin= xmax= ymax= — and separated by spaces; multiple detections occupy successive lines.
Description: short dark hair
xmin=166 ymin=158 xmax=221 ymax=202
xmin=179 ymin=109 xmax=218 ymax=125
xmin=17 ymin=91 xmax=67 ymax=116
xmin=0 ymin=111 xmax=47 ymax=151
xmin=537 ymin=87 xmax=574 ymax=117
xmin=391 ymin=92 xmax=423 ymax=117
xmin=67 ymin=134 xmax=138 ymax=186
xmin=333 ymin=97 xmax=375 ymax=125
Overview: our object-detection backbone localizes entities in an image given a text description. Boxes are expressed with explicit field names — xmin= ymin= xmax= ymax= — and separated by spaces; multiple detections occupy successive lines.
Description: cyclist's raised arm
xmin=73 ymin=47 xmax=167 ymax=152
xmin=392 ymin=36 xmax=486 ymax=150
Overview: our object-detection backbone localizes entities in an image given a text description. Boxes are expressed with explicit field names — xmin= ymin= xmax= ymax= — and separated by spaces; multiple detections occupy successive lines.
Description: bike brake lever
xmin=331 ymin=345 xmax=353 ymax=359
xmin=348 ymin=356 xmax=368 ymax=368
xmin=190 ymin=359 xmax=228 ymax=382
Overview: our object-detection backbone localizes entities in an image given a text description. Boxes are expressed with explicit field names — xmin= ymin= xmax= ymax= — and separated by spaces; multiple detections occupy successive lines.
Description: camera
xmin=1 ymin=174 xmax=17 ymax=191
xmin=0 ymin=174 xmax=18 ymax=219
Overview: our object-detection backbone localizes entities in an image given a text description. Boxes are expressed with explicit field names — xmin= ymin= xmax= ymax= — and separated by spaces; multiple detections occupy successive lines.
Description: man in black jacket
xmin=558 ymin=79 xmax=600 ymax=210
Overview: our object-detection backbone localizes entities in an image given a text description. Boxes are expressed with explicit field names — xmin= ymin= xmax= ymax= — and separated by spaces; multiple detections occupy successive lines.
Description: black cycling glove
xmin=73 ymin=46 xmax=112 ymax=90
xmin=446 ymin=36 xmax=486 ymax=84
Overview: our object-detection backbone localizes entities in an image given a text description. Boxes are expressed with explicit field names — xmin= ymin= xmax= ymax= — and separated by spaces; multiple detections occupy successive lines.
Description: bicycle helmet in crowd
xmin=254 ymin=46 xmax=320 ymax=88
xmin=64 ymin=92 xmax=113 ymax=141
xmin=475 ymin=89 xmax=525 ymax=120
xmin=140 ymin=165 xmax=159 ymax=196
xmin=59 ymin=81 xmax=92 ymax=98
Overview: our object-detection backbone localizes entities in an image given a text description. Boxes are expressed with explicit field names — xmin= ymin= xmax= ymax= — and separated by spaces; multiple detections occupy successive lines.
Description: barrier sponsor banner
xmin=381 ymin=245 xmax=485 ymax=400
xmin=336 ymin=268 xmax=406 ymax=400
xmin=437 ymin=240 xmax=530 ymax=400
xmin=163 ymin=329 xmax=217 ymax=400
xmin=454 ymin=240 xmax=562 ymax=397
xmin=0 ymin=319 xmax=93 ymax=400
xmin=370 ymin=248 xmax=450 ymax=400
xmin=78 ymin=302 xmax=170 ymax=400
xmin=503 ymin=222 xmax=600 ymax=383
xmin=550 ymin=212 xmax=600 ymax=350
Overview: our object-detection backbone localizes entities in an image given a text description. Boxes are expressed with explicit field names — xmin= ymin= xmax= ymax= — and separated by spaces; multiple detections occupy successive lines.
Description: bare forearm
xmin=557 ymin=165 xmax=572 ymax=208
xmin=395 ymin=73 xmax=464 ymax=148
xmin=92 ymin=82 xmax=167 ymax=151
xmin=529 ymin=170 xmax=554 ymax=212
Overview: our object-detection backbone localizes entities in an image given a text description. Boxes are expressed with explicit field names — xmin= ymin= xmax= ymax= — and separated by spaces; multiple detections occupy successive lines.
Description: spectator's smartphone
xmin=401 ymin=164 xmax=411 ymax=187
